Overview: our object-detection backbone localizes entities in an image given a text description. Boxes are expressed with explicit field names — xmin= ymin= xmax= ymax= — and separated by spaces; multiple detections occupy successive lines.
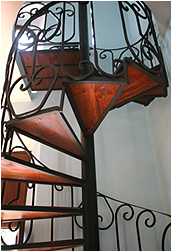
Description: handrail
xmin=75 ymin=191 xmax=171 ymax=251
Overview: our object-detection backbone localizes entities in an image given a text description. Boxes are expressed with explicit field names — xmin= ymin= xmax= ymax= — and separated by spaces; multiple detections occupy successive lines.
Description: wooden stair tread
xmin=1 ymin=205 xmax=83 ymax=221
xmin=1 ymin=210 xmax=75 ymax=221
xmin=1 ymin=155 xmax=84 ymax=186
xmin=1 ymin=239 xmax=83 ymax=251
xmin=133 ymin=96 xmax=155 ymax=106
xmin=133 ymin=86 xmax=167 ymax=106
xmin=112 ymin=61 xmax=165 ymax=109
xmin=19 ymin=49 xmax=80 ymax=90
xmin=64 ymin=78 xmax=126 ymax=135
xmin=6 ymin=107 xmax=85 ymax=160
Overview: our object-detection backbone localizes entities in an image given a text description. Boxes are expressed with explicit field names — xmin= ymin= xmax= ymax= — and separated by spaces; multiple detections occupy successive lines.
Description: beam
xmin=79 ymin=2 xmax=100 ymax=250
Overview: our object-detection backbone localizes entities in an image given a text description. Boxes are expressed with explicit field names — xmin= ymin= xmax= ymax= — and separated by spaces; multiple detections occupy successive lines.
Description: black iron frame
xmin=74 ymin=192 xmax=171 ymax=251
xmin=4 ymin=107 xmax=86 ymax=160
xmin=2 ymin=180 xmax=170 ymax=251
xmin=1 ymin=1 xmax=170 ymax=251
xmin=1 ymin=180 xmax=84 ymax=250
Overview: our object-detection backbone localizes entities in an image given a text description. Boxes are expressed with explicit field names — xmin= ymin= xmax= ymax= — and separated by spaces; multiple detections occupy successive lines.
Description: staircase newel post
xmin=79 ymin=2 xmax=100 ymax=250
xmin=81 ymin=134 xmax=100 ymax=251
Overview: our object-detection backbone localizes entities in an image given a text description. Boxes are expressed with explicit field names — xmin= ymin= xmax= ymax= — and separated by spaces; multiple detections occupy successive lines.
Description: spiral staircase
xmin=1 ymin=1 xmax=169 ymax=251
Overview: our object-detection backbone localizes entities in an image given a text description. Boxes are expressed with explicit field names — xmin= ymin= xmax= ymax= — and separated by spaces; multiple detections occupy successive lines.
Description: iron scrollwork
xmin=16 ymin=2 xmax=46 ymax=22
xmin=90 ymin=2 xmax=126 ymax=78
xmin=118 ymin=1 xmax=163 ymax=74
xmin=6 ymin=64 xmax=58 ymax=119
xmin=54 ymin=185 xmax=64 ymax=192
xmin=97 ymin=192 xmax=115 ymax=230
xmin=1 ymin=2 xmax=62 ymax=127
xmin=115 ymin=203 xmax=135 ymax=250
xmin=15 ymin=2 xmax=62 ymax=49
xmin=136 ymin=209 xmax=156 ymax=251
xmin=89 ymin=1 xmax=163 ymax=77
xmin=161 ymin=222 xmax=171 ymax=251
xmin=74 ymin=191 xmax=171 ymax=251
xmin=15 ymin=2 xmax=77 ymax=51
xmin=61 ymin=2 xmax=95 ymax=80
xmin=74 ymin=202 xmax=83 ymax=229
xmin=1 ymin=182 xmax=21 ymax=246
xmin=1 ymin=180 xmax=36 ymax=246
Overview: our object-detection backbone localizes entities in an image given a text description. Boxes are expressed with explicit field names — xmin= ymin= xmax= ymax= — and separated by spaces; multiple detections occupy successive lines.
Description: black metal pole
xmin=81 ymin=134 xmax=100 ymax=251
xmin=79 ymin=2 xmax=100 ymax=250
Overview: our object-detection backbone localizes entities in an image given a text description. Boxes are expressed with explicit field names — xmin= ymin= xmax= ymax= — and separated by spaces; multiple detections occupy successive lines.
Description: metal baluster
xmin=1 ymin=181 xmax=6 ymax=204
xmin=51 ymin=185 xmax=54 ymax=242
xmin=71 ymin=186 xmax=74 ymax=251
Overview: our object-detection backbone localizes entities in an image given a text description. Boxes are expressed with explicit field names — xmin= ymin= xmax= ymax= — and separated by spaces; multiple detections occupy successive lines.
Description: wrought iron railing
xmin=75 ymin=192 xmax=171 ymax=251
xmin=1 ymin=2 xmax=170 ymax=251
xmin=14 ymin=1 xmax=165 ymax=78
xmin=2 ymin=176 xmax=170 ymax=251
xmin=1 ymin=172 xmax=81 ymax=249
xmin=1 ymin=1 xmax=167 ymax=132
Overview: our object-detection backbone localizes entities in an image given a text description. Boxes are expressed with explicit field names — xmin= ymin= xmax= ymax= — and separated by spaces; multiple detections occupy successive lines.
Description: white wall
xmin=95 ymin=103 xmax=169 ymax=250
xmin=1 ymin=1 xmax=170 ymax=250
xmin=95 ymin=103 xmax=165 ymax=211
xmin=146 ymin=21 xmax=171 ymax=213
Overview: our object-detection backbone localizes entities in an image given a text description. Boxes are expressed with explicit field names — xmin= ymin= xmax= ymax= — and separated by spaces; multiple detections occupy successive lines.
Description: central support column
xmin=79 ymin=2 xmax=100 ymax=250
xmin=81 ymin=134 xmax=100 ymax=251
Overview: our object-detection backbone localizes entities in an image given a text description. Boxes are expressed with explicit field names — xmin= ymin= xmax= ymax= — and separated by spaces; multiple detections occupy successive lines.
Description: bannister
xmin=75 ymin=191 xmax=171 ymax=251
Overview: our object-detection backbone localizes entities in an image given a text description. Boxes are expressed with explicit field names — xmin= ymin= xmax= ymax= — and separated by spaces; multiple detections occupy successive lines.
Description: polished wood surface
xmin=2 ymin=152 xmax=29 ymax=205
xmin=1 ymin=151 xmax=29 ymax=230
xmin=9 ymin=110 xmax=84 ymax=159
xmin=1 ymin=180 xmax=27 ymax=205
xmin=1 ymin=158 xmax=80 ymax=186
xmin=68 ymin=83 xmax=121 ymax=134
xmin=19 ymin=50 xmax=80 ymax=90
xmin=113 ymin=65 xmax=160 ymax=108
xmin=146 ymin=87 xmax=165 ymax=96
xmin=133 ymin=86 xmax=166 ymax=105
xmin=1 ymin=210 xmax=79 ymax=221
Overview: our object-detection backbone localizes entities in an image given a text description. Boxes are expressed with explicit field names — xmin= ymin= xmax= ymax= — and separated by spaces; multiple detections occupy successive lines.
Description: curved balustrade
xmin=2 ymin=185 xmax=171 ymax=250
xmin=75 ymin=192 xmax=171 ymax=251
xmin=1 ymin=1 xmax=168 ymax=138
xmin=1 ymin=179 xmax=83 ymax=249
xmin=13 ymin=1 xmax=167 ymax=79
xmin=1 ymin=2 xmax=170 ymax=251
xmin=1 ymin=181 xmax=35 ymax=246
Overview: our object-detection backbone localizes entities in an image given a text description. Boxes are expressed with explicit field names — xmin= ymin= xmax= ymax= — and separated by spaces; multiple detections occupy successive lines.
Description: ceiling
xmin=145 ymin=1 xmax=171 ymax=38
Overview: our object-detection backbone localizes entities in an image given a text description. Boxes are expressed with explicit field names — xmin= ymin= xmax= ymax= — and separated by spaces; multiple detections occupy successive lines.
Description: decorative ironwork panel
xmin=75 ymin=192 xmax=171 ymax=251
xmin=89 ymin=1 xmax=165 ymax=76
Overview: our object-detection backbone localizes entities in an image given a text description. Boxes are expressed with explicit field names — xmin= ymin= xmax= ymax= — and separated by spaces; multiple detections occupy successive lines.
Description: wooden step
xmin=1 ymin=205 xmax=83 ymax=222
xmin=2 ymin=152 xmax=29 ymax=205
xmin=19 ymin=49 xmax=80 ymax=90
xmin=133 ymin=87 xmax=167 ymax=106
xmin=133 ymin=96 xmax=155 ymax=106
xmin=1 ymin=180 xmax=27 ymax=230
xmin=6 ymin=107 xmax=85 ymax=160
xmin=1 ymin=239 xmax=83 ymax=251
xmin=63 ymin=77 xmax=126 ymax=135
xmin=112 ymin=60 xmax=167 ymax=109
xmin=1 ymin=155 xmax=84 ymax=186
